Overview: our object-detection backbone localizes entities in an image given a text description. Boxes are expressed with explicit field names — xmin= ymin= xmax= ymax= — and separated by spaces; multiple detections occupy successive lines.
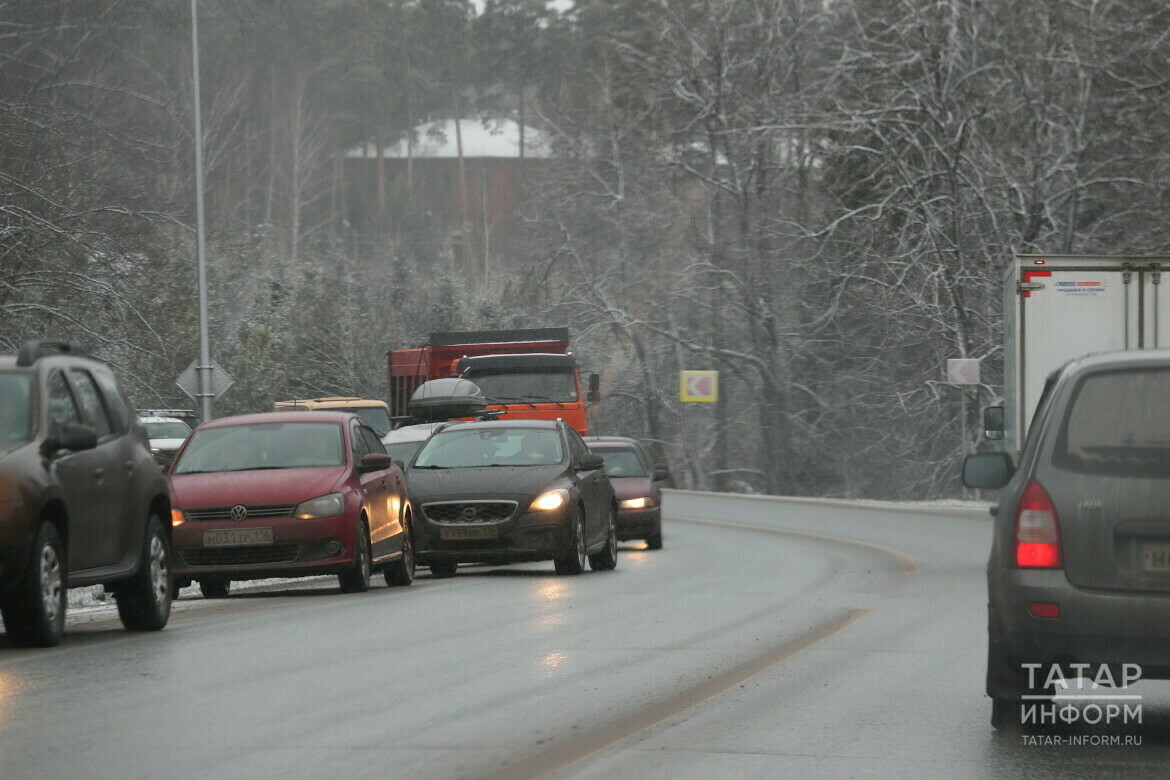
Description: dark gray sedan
xmin=964 ymin=349 xmax=1170 ymax=730
xmin=406 ymin=419 xmax=617 ymax=577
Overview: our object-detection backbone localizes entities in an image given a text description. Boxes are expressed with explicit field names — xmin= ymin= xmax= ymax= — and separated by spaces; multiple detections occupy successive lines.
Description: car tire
xmin=554 ymin=506 xmax=587 ymax=575
xmin=1 ymin=522 xmax=67 ymax=647
xmin=588 ymin=505 xmax=618 ymax=572
xmin=199 ymin=577 xmax=231 ymax=599
xmin=339 ymin=519 xmax=372 ymax=593
xmin=645 ymin=531 xmax=663 ymax=550
xmin=429 ymin=560 xmax=458 ymax=578
xmin=114 ymin=514 xmax=173 ymax=632
xmin=384 ymin=515 xmax=415 ymax=587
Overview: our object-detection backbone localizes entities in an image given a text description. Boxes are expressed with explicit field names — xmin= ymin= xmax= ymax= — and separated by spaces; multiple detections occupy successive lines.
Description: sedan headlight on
xmin=620 ymin=497 xmax=654 ymax=509
xmin=293 ymin=492 xmax=345 ymax=520
xmin=529 ymin=489 xmax=569 ymax=512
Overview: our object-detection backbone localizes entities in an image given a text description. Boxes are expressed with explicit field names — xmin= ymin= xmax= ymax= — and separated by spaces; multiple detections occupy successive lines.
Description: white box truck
xmin=998 ymin=254 xmax=1169 ymax=454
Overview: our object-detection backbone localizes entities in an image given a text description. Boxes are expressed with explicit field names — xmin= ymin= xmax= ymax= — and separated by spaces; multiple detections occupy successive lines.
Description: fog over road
xmin=2 ymin=491 xmax=1167 ymax=778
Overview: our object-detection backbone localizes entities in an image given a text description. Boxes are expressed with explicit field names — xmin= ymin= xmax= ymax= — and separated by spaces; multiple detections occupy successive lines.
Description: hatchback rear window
xmin=1054 ymin=367 xmax=1170 ymax=478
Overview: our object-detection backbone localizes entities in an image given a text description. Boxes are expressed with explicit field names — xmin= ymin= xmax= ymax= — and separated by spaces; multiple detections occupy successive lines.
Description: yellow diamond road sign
xmin=680 ymin=371 xmax=718 ymax=402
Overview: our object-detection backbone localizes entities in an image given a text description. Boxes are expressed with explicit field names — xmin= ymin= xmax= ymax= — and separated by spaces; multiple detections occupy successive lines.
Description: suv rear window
xmin=0 ymin=373 xmax=34 ymax=441
xmin=1054 ymin=367 xmax=1170 ymax=478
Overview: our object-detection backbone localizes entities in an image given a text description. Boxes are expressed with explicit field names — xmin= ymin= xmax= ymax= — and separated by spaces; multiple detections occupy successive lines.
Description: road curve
xmin=1 ymin=491 xmax=1165 ymax=778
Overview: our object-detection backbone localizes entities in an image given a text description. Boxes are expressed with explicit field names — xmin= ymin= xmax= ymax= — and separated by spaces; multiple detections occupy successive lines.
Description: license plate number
xmin=204 ymin=528 xmax=274 ymax=547
xmin=440 ymin=526 xmax=498 ymax=541
xmin=1142 ymin=542 xmax=1170 ymax=572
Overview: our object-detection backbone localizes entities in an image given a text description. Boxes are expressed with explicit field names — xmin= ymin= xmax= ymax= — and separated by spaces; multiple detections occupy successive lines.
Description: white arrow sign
xmin=679 ymin=371 xmax=718 ymax=402
xmin=946 ymin=359 xmax=980 ymax=385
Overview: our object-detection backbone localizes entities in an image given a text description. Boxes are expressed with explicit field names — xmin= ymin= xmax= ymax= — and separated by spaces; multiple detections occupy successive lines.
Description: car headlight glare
xmin=620 ymin=497 xmax=653 ymax=509
xmin=293 ymin=492 xmax=345 ymax=520
xmin=529 ymin=489 xmax=568 ymax=512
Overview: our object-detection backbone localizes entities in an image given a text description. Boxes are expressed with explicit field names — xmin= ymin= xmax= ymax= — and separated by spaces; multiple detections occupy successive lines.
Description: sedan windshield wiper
xmin=411 ymin=464 xmax=451 ymax=469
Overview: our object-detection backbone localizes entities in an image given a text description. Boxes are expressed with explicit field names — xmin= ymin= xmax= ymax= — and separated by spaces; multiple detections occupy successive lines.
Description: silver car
xmin=964 ymin=350 xmax=1170 ymax=730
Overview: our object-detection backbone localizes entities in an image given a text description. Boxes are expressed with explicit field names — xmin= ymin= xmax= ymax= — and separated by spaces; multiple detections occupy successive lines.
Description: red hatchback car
xmin=167 ymin=411 xmax=414 ymax=597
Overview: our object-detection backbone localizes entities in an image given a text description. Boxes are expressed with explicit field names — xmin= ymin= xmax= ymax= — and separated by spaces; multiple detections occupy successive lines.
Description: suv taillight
xmin=1015 ymin=479 xmax=1062 ymax=568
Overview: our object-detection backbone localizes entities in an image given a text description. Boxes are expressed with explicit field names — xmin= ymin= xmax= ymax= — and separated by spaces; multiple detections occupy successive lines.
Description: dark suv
xmin=0 ymin=341 xmax=172 ymax=647
xmin=964 ymin=350 xmax=1170 ymax=729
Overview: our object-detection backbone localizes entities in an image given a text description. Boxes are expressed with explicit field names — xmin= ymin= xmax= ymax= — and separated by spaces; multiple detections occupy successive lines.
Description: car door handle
xmin=124 ymin=460 xmax=134 ymax=473
xmin=93 ymin=468 xmax=105 ymax=479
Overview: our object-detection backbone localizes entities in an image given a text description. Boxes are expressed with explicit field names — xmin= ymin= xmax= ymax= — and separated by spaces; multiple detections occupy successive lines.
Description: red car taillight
xmin=1014 ymin=479 xmax=1062 ymax=568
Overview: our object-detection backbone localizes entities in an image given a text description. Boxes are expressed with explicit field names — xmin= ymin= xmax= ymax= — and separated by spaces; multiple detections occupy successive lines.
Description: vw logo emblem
xmin=230 ymin=505 xmax=248 ymax=521
xmin=461 ymin=506 xmax=478 ymax=521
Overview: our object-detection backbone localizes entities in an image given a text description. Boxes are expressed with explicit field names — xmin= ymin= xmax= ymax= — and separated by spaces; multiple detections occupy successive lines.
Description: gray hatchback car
xmin=964 ymin=350 xmax=1170 ymax=729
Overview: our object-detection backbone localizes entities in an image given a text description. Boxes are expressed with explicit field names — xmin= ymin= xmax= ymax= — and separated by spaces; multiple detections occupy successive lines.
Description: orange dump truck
xmin=388 ymin=328 xmax=598 ymax=434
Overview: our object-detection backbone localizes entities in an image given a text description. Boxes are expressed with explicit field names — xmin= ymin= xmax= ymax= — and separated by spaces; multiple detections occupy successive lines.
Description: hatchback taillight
xmin=1014 ymin=479 xmax=1062 ymax=568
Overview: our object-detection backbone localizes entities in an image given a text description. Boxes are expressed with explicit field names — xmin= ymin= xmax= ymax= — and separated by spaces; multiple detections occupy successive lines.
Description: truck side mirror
xmin=983 ymin=406 xmax=1005 ymax=440
xmin=586 ymin=373 xmax=601 ymax=403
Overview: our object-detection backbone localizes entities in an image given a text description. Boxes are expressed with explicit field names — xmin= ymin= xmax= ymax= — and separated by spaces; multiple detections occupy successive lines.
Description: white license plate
xmin=1142 ymin=542 xmax=1170 ymax=572
xmin=440 ymin=526 xmax=499 ymax=541
xmin=204 ymin=527 xmax=275 ymax=547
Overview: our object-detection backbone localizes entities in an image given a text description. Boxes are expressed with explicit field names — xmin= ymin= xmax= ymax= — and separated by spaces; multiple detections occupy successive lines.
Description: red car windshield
xmin=173 ymin=421 xmax=345 ymax=474
xmin=592 ymin=448 xmax=647 ymax=477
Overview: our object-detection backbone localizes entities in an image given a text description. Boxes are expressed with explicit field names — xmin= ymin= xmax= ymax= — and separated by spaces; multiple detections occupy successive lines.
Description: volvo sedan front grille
xmin=181 ymin=544 xmax=301 ymax=567
xmin=184 ymin=505 xmax=296 ymax=522
xmin=423 ymin=501 xmax=518 ymax=524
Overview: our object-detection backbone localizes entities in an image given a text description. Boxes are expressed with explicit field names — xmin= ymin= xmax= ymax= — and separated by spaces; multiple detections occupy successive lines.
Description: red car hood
xmin=608 ymin=476 xmax=655 ymax=501
xmin=168 ymin=467 xmax=348 ymax=509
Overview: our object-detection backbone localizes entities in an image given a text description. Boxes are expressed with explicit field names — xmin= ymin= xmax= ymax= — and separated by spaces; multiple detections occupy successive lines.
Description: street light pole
xmin=190 ymin=0 xmax=213 ymax=422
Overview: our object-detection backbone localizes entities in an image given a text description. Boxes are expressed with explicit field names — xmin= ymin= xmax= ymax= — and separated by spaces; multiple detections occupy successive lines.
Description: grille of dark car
xmin=181 ymin=544 xmax=301 ymax=567
xmin=423 ymin=502 xmax=517 ymax=524
xmin=183 ymin=505 xmax=296 ymax=522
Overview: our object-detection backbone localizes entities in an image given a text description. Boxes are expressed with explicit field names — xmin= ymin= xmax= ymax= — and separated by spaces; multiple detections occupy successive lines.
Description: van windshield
xmin=1055 ymin=368 xmax=1170 ymax=477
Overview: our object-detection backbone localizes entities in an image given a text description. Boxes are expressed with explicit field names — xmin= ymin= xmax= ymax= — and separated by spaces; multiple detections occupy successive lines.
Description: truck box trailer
xmin=1002 ymin=254 xmax=1169 ymax=454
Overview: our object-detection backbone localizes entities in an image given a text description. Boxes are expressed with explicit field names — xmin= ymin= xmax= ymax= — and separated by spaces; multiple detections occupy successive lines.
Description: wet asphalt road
xmin=2 ymin=490 xmax=1169 ymax=779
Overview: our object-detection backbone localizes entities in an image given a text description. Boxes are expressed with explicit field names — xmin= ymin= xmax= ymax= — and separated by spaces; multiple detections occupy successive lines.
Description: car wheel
xmin=588 ymin=505 xmax=618 ymax=572
xmin=1 ymin=522 xmax=67 ymax=647
xmin=429 ymin=560 xmax=458 ymax=578
xmin=339 ymin=519 xmax=372 ymax=593
xmin=554 ymin=506 xmax=586 ymax=575
xmin=199 ymin=577 xmax=230 ymax=599
xmin=645 ymin=532 xmax=663 ymax=550
xmin=384 ymin=515 xmax=415 ymax=587
xmin=114 ymin=514 xmax=173 ymax=631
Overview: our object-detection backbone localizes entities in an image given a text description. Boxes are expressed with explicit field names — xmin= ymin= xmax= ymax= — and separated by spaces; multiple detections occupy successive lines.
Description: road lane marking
xmin=480 ymin=608 xmax=871 ymax=780
xmin=674 ymin=516 xmax=918 ymax=574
